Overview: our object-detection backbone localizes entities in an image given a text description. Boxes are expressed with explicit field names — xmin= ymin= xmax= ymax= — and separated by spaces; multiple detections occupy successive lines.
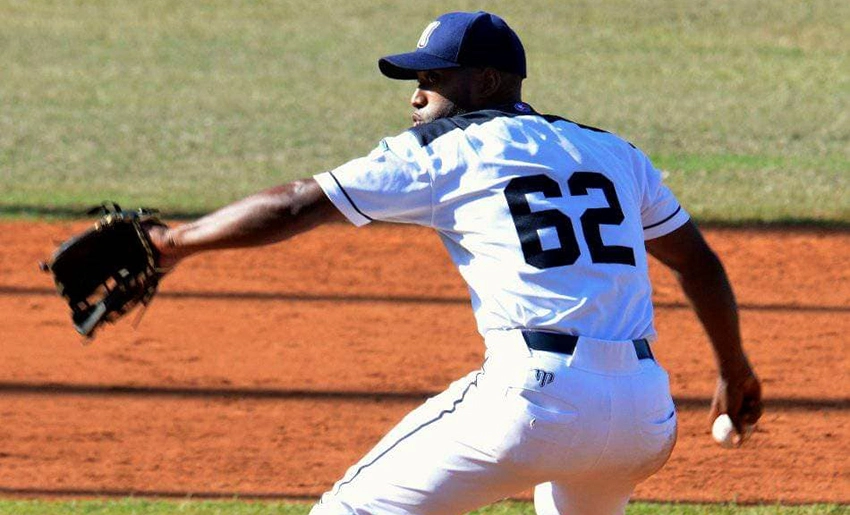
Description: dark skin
xmin=411 ymin=67 xmax=520 ymax=126
xmin=645 ymin=221 xmax=762 ymax=439
xmin=148 ymin=66 xmax=762 ymax=441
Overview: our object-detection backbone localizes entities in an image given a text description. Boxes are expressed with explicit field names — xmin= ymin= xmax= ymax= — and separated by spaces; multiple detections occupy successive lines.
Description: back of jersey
xmin=315 ymin=103 xmax=689 ymax=341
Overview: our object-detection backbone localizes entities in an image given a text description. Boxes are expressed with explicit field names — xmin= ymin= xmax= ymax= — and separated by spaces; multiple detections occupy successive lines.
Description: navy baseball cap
xmin=379 ymin=11 xmax=526 ymax=80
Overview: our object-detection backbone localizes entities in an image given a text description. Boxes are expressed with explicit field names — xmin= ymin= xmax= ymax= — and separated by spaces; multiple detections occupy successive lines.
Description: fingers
xmin=710 ymin=374 xmax=763 ymax=435
xmin=728 ymin=396 xmax=758 ymax=434
xmin=739 ymin=392 xmax=764 ymax=428
xmin=709 ymin=377 xmax=738 ymax=428
xmin=737 ymin=376 xmax=764 ymax=426
xmin=708 ymin=392 xmax=724 ymax=428
xmin=708 ymin=381 xmax=726 ymax=429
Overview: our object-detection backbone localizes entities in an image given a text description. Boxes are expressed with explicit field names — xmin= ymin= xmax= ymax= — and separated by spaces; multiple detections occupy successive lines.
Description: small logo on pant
xmin=534 ymin=369 xmax=554 ymax=387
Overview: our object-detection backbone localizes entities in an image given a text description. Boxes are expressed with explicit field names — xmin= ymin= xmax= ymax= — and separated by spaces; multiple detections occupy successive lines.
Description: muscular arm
xmin=150 ymin=178 xmax=345 ymax=267
xmin=646 ymin=221 xmax=762 ymax=435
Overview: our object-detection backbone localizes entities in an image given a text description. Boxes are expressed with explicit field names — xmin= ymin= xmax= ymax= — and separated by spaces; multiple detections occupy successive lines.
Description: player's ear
xmin=478 ymin=68 xmax=502 ymax=99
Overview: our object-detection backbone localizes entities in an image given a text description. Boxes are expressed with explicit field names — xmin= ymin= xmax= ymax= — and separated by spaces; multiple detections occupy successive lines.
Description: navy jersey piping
xmin=643 ymin=206 xmax=683 ymax=230
xmin=408 ymin=104 xmax=636 ymax=149
xmin=409 ymin=108 xmax=527 ymax=146
xmin=543 ymin=114 xmax=638 ymax=149
xmin=329 ymin=171 xmax=373 ymax=221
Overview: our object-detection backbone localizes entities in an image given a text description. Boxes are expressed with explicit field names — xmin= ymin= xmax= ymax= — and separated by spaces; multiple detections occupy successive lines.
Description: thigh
xmin=534 ymin=478 xmax=635 ymax=515
xmin=311 ymin=369 xmax=532 ymax=515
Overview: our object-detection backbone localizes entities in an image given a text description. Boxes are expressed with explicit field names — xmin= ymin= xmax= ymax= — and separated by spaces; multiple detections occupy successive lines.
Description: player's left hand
xmin=41 ymin=203 xmax=170 ymax=338
xmin=709 ymin=365 xmax=763 ymax=442
xmin=143 ymin=223 xmax=183 ymax=271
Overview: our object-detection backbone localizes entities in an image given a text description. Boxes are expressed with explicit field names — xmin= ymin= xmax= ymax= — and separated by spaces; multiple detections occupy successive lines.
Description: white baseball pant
xmin=310 ymin=330 xmax=677 ymax=515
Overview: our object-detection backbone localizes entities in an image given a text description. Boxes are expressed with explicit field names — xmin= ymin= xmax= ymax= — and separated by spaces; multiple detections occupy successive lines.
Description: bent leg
xmin=310 ymin=369 xmax=531 ymax=515
xmin=533 ymin=479 xmax=635 ymax=515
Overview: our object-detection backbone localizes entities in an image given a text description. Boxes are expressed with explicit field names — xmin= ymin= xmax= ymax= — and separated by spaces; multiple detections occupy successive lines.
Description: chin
xmin=413 ymin=105 xmax=463 ymax=127
xmin=413 ymin=116 xmax=434 ymax=127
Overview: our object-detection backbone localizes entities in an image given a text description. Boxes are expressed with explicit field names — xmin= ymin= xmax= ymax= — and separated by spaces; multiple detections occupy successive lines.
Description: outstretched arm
xmin=148 ymin=178 xmax=345 ymax=269
xmin=645 ymin=220 xmax=763 ymax=438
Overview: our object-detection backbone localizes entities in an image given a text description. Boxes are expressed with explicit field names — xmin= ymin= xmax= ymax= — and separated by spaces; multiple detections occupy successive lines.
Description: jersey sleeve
xmin=314 ymin=133 xmax=433 ymax=227
xmin=636 ymin=150 xmax=691 ymax=240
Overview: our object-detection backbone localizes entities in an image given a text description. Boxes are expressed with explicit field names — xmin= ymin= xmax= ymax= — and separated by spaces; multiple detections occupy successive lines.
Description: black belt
xmin=521 ymin=331 xmax=654 ymax=361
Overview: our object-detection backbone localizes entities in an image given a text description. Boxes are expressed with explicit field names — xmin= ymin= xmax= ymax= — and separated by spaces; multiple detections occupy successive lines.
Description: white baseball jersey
xmin=314 ymin=102 xmax=689 ymax=342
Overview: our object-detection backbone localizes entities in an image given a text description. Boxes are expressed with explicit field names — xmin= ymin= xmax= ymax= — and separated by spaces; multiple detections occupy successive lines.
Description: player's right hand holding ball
xmin=709 ymin=366 xmax=763 ymax=449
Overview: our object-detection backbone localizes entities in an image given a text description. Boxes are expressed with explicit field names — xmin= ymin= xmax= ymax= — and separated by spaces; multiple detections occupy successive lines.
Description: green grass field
xmin=0 ymin=1 xmax=847 ymax=514
xmin=2 ymin=0 xmax=848 ymax=223
xmin=0 ymin=500 xmax=844 ymax=515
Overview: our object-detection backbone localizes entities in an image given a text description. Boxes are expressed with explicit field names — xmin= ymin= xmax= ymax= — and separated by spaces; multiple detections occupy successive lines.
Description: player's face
xmin=411 ymin=68 xmax=482 ymax=126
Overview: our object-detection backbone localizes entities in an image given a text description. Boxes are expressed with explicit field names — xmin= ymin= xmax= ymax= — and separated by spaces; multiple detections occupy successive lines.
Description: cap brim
xmin=378 ymin=52 xmax=461 ymax=80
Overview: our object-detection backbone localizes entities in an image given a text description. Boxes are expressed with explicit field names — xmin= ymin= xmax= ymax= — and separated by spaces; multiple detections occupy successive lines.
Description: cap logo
xmin=417 ymin=21 xmax=440 ymax=49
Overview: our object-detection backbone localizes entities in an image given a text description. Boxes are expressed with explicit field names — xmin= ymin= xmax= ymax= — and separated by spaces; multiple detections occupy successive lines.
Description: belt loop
xmin=633 ymin=338 xmax=654 ymax=361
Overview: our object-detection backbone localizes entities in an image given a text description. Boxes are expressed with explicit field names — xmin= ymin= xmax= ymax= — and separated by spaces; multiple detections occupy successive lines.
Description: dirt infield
xmin=1 ymin=221 xmax=847 ymax=504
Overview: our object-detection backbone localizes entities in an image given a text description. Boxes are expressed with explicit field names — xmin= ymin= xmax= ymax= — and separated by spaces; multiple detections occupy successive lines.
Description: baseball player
xmin=147 ymin=11 xmax=763 ymax=515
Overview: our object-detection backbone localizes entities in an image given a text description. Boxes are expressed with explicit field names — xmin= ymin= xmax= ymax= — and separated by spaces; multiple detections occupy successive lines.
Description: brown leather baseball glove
xmin=41 ymin=202 xmax=168 ymax=338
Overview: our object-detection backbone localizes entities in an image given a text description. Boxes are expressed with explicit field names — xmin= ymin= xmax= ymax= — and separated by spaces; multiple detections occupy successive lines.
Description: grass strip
xmin=2 ymin=0 xmax=847 ymax=222
xmin=0 ymin=500 xmax=845 ymax=515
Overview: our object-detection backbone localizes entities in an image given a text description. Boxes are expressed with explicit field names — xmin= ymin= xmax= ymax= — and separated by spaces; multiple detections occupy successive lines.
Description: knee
xmin=309 ymin=497 xmax=366 ymax=515
xmin=533 ymin=482 xmax=559 ymax=515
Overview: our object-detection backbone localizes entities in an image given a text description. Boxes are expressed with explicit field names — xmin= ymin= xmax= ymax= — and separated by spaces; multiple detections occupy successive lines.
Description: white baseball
xmin=712 ymin=414 xmax=736 ymax=448
xmin=712 ymin=414 xmax=754 ymax=448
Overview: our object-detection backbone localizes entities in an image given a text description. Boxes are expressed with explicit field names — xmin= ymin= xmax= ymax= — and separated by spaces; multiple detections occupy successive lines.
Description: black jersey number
xmin=505 ymin=172 xmax=636 ymax=269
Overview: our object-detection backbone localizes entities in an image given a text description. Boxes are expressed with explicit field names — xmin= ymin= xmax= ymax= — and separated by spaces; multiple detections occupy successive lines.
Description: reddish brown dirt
xmin=0 ymin=221 xmax=848 ymax=505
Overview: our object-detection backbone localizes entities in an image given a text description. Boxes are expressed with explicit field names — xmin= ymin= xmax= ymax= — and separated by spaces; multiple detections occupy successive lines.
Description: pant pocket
xmin=641 ymin=406 xmax=676 ymax=435
xmin=633 ymin=364 xmax=677 ymax=454
xmin=635 ymin=406 xmax=677 ymax=478
xmin=508 ymin=388 xmax=580 ymax=446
